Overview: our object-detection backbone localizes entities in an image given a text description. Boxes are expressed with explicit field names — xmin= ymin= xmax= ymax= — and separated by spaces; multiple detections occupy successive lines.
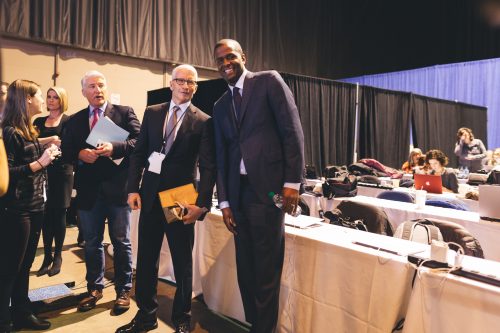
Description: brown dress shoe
xmin=113 ymin=291 xmax=131 ymax=314
xmin=78 ymin=289 xmax=103 ymax=312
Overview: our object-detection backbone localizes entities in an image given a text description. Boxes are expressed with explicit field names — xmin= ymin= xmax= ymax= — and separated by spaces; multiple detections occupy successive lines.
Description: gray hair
xmin=81 ymin=70 xmax=107 ymax=88
xmin=172 ymin=64 xmax=198 ymax=81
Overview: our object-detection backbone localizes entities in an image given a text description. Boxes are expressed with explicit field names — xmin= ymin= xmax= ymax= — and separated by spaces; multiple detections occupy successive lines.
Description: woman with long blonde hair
xmin=33 ymin=87 xmax=74 ymax=277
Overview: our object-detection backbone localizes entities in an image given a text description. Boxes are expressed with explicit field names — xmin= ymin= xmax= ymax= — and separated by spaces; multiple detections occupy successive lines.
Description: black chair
xmin=376 ymin=190 xmax=414 ymax=203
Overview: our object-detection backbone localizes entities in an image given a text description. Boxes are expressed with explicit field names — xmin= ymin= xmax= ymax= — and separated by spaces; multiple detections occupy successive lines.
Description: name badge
xmin=148 ymin=152 xmax=166 ymax=174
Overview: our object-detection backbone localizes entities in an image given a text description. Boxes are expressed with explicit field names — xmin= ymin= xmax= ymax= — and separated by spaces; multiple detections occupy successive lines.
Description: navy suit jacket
xmin=61 ymin=103 xmax=140 ymax=209
xmin=213 ymin=70 xmax=304 ymax=209
xmin=127 ymin=102 xmax=216 ymax=214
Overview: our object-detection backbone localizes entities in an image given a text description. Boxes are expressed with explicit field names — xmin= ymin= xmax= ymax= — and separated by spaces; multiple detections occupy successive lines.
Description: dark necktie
xmin=232 ymin=87 xmax=242 ymax=121
xmin=91 ymin=108 xmax=100 ymax=129
xmin=164 ymin=105 xmax=180 ymax=154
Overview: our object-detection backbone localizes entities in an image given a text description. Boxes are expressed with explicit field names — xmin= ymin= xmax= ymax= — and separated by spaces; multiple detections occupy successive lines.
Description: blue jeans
xmin=78 ymin=200 xmax=132 ymax=293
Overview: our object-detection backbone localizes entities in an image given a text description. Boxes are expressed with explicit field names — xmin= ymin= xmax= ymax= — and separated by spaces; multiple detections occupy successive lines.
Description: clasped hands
xmin=127 ymin=193 xmax=207 ymax=225
xmin=78 ymin=141 xmax=113 ymax=163
xmin=38 ymin=144 xmax=62 ymax=167
xmin=221 ymin=187 xmax=299 ymax=235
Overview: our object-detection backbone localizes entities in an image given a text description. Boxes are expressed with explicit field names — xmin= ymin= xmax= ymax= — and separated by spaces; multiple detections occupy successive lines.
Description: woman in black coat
xmin=0 ymin=80 xmax=61 ymax=332
xmin=33 ymin=86 xmax=74 ymax=277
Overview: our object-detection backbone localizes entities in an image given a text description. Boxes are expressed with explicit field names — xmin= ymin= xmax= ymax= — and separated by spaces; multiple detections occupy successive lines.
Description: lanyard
xmin=161 ymin=109 xmax=186 ymax=153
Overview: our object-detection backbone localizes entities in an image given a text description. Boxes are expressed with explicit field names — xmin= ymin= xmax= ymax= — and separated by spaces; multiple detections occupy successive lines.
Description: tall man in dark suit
xmin=212 ymin=39 xmax=305 ymax=332
xmin=115 ymin=64 xmax=216 ymax=333
xmin=61 ymin=70 xmax=140 ymax=314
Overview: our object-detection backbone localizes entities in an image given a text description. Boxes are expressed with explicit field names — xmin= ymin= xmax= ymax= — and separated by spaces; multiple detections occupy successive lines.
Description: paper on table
xmin=86 ymin=116 xmax=129 ymax=147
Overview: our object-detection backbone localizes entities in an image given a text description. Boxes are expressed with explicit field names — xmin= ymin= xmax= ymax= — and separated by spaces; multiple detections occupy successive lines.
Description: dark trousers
xmin=232 ymin=177 xmax=285 ymax=333
xmin=135 ymin=199 xmax=194 ymax=326
xmin=41 ymin=206 xmax=67 ymax=255
xmin=0 ymin=209 xmax=43 ymax=328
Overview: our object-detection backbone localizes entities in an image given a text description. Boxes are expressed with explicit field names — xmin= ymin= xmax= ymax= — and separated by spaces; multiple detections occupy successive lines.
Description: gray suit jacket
xmin=213 ymin=70 xmax=304 ymax=209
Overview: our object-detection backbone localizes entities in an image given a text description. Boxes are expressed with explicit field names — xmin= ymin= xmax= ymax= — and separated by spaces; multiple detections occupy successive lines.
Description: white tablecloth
xmin=330 ymin=196 xmax=500 ymax=262
xmin=403 ymin=255 xmax=500 ymax=333
xmin=196 ymin=211 xmax=422 ymax=333
xmin=130 ymin=208 xmax=500 ymax=333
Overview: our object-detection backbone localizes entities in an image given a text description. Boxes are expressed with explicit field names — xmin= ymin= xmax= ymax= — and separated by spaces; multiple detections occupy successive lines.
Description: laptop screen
xmin=414 ymin=174 xmax=443 ymax=194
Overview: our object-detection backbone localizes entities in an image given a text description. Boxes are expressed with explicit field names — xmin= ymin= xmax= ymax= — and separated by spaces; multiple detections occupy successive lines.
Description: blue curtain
xmin=341 ymin=58 xmax=500 ymax=149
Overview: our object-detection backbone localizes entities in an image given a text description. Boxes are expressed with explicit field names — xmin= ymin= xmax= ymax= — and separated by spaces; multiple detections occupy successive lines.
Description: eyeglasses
xmin=173 ymin=78 xmax=197 ymax=87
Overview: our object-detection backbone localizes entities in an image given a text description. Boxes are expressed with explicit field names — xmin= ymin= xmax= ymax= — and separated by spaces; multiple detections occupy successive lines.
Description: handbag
xmin=322 ymin=175 xmax=358 ymax=199
xmin=324 ymin=209 xmax=367 ymax=231
xmin=158 ymin=183 xmax=198 ymax=223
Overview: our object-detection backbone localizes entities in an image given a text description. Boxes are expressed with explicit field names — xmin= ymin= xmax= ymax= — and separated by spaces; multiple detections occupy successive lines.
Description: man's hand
xmin=95 ymin=141 xmax=113 ymax=157
xmin=221 ymin=207 xmax=237 ymax=234
xmin=78 ymin=148 xmax=99 ymax=164
xmin=281 ymin=187 xmax=299 ymax=215
xmin=182 ymin=204 xmax=208 ymax=225
xmin=127 ymin=193 xmax=142 ymax=210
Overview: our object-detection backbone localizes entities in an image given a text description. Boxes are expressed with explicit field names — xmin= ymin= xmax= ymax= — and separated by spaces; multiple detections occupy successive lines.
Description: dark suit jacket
xmin=213 ymin=70 xmax=304 ymax=209
xmin=61 ymin=103 xmax=140 ymax=209
xmin=127 ymin=102 xmax=216 ymax=214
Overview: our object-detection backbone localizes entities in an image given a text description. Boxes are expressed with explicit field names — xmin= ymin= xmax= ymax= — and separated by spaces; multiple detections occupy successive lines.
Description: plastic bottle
xmin=269 ymin=192 xmax=302 ymax=217
xmin=464 ymin=166 xmax=469 ymax=179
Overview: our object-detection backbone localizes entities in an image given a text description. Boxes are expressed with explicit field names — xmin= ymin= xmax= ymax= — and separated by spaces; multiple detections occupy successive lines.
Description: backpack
xmin=323 ymin=165 xmax=348 ymax=178
xmin=322 ymin=175 xmax=358 ymax=199
xmin=394 ymin=219 xmax=443 ymax=245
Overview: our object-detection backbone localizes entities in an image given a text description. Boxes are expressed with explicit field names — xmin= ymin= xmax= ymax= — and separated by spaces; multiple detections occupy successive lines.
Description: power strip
xmin=408 ymin=255 xmax=500 ymax=287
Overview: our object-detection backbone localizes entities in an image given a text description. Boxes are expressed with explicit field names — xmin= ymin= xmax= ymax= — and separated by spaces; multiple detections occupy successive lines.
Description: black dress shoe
xmin=115 ymin=318 xmax=158 ymax=333
xmin=12 ymin=314 xmax=51 ymax=330
xmin=78 ymin=289 xmax=103 ymax=312
xmin=175 ymin=322 xmax=190 ymax=333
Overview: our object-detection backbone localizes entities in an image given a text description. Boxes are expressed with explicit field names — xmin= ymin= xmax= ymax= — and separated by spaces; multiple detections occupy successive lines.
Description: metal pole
xmin=353 ymin=83 xmax=360 ymax=164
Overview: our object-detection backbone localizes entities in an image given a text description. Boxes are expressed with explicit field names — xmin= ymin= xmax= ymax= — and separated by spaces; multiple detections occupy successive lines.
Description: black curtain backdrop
xmin=358 ymin=87 xmax=412 ymax=169
xmin=3 ymin=0 xmax=500 ymax=79
xmin=147 ymin=76 xmax=486 ymax=173
xmin=457 ymin=102 xmax=488 ymax=149
xmin=411 ymin=95 xmax=461 ymax=168
xmin=281 ymin=73 xmax=357 ymax=174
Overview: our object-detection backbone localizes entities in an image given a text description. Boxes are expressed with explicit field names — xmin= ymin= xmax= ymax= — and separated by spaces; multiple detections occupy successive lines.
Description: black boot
xmin=48 ymin=253 xmax=62 ymax=277
xmin=36 ymin=252 xmax=53 ymax=277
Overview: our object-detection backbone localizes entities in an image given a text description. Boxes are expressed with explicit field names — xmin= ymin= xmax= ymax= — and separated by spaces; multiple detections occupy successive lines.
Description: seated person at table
xmin=402 ymin=148 xmax=424 ymax=173
xmin=484 ymin=148 xmax=500 ymax=169
xmin=425 ymin=149 xmax=458 ymax=193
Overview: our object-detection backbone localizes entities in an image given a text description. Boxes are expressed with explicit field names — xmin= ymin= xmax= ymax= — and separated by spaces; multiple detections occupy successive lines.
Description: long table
xmin=329 ymin=195 xmax=500 ymax=262
xmin=403 ymin=254 xmax=500 ymax=333
xmin=196 ymin=212 xmax=422 ymax=332
xmin=130 ymin=209 xmax=500 ymax=333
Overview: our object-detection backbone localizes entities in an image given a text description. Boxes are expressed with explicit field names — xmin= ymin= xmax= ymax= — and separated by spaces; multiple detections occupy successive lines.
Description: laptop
xmin=479 ymin=185 xmax=500 ymax=222
xmin=414 ymin=174 xmax=443 ymax=194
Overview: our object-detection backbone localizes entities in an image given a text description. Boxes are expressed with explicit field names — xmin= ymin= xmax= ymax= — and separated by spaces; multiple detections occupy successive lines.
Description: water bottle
xmin=464 ymin=166 xmax=469 ymax=179
xmin=269 ymin=192 xmax=302 ymax=217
